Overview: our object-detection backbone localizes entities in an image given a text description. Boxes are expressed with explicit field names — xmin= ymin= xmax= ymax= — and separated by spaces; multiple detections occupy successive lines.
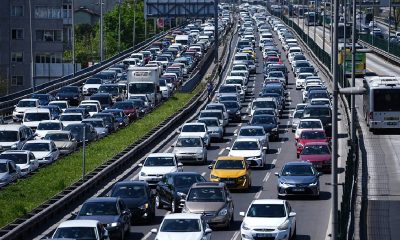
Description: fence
xmin=359 ymin=33 xmax=400 ymax=58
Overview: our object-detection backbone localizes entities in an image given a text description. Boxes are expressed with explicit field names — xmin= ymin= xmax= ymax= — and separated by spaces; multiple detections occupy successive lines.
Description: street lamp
xmin=99 ymin=0 xmax=104 ymax=61
xmin=29 ymin=0 xmax=35 ymax=92
xmin=82 ymin=124 xmax=86 ymax=179
xmin=72 ymin=0 xmax=76 ymax=74
xmin=118 ymin=0 xmax=122 ymax=53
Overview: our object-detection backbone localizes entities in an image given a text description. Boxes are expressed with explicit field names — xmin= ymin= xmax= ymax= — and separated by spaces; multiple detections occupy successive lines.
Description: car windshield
xmin=219 ymin=86 xmax=237 ymax=93
xmin=0 ymin=154 xmax=27 ymax=164
xmin=59 ymin=87 xmax=78 ymax=93
xmin=226 ymin=79 xmax=243 ymax=85
xmin=312 ymin=100 xmax=330 ymax=105
xmin=80 ymin=105 xmax=97 ymax=112
xmin=299 ymin=121 xmax=322 ymax=129
xmin=45 ymin=133 xmax=70 ymax=141
xmin=301 ymin=131 xmax=326 ymax=139
xmin=239 ymin=128 xmax=264 ymax=136
xmin=251 ymin=115 xmax=276 ymax=124
xmin=37 ymin=122 xmax=61 ymax=130
xmin=113 ymin=102 xmax=134 ymax=110
xmin=232 ymin=141 xmax=259 ymax=150
xmin=199 ymin=112 xmax=221 ymax=119
xmin=0 ymin=163 xmax=8 ymax=173
xmin=247 ymin=204 xmax=286 ymax=218
xmin=83 ymin=120 xmax=104 ymax=128
xmin=53 ymin=227 xmax=97 ymax=240
xmin=79 ymin=202 xmax=118 ymax=216
xmin=86 ymin=78 xmax=102 ymax=84
xmin=17 ymin=101 xmax=37 ymax=107
xmin=174 ymin=175 xmax=203 ymax=188
xmin=222 ymin=101 xmax=239 ymax=109
xmin=252 ymin=101 xmax=275 ymax=109
xmin=0 ymin=131 xmax=18 ymax=142
xmin=293 ymin=111 xmax=304 ymax=118
xmin=182 ymin=125 xmax=205 ymax=132
xmin=220 ymin=96 xmax=237 ymax=102
xmin=268 ymin=72 xmax=284 ymax=78
xmin=50 ymin=102 xmax=67 ymax=109
xmin=60 ymin=115 xmax=82 ymax=121
xmin=302 ymin=145 xmax=330 ymax=155
xmin=99 ymin=86 xmax=118 ymax=94
xmin=32 ymin=94 xmax=48 ymax=100
xmin=282 ymin=164 xmax=315 ymax=176
xmin=254 ymin=109 xmax=274 ymax=116
xmin=198 ymin=119 xmax=219 ymax=127
xmin=176 ymin=138 xmax=202 ymax=147
xmin=144 ymin=156 xmax=175 ymax=166
xmin=22 ymin=143 xmax=50 ymax=151
xmin=111 ymin=185 xmax=146 ymax=198
xmin=24 ymin=113 xmax=49 ymax=122
xmin=160 ymin=219 xmax=201 ymax=232
xmin=215 ymin=160 xmax=245 ymax=169
xmin=187 ymin=187 xmax=224 ymax=202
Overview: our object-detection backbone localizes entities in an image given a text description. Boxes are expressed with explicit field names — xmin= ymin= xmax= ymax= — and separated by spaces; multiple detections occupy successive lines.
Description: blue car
xmin=31 ymin=93 xmax=55 ymax=106
xmin=103 ymin=109 xmax=130 ymax=127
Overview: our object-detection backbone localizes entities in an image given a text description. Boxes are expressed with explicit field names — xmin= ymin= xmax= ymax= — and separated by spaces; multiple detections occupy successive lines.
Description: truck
xmin=127 ymin=66 xmax=162 ymax=105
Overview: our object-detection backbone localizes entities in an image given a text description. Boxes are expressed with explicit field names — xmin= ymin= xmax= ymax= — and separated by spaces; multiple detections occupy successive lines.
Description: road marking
xmin=132 ymin=172 xmax=139 ymax=180
xmin=201 ymin=172 xmax=206 ymax=176
xmin=276 ymin=147 xmax=282 ymax=155
xmin=272 ymin=158 xmax=277 ymax=166
xmin=255 ymin=189 xmax=263 ymax=199
xmin=231 ymin=231 xmax=240 ymax=240
xmin=218 ymin=148 xmax=225 ymax=155
xmin=233 ymin=129 xmax=238 ymax=134
xmin=263 ymin=172 xmax=271 ymax=182
xmin=141 ymin=232 xmax=152 ymax=240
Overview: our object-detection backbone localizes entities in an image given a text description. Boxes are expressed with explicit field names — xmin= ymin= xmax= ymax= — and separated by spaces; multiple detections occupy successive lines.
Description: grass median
xmin=0 ymin=89 xmax=201 ymax=228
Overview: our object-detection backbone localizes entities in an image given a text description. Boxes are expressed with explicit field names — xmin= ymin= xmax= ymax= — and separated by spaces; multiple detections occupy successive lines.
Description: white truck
xmin=127 ymin=66 xmax=162 ymax=105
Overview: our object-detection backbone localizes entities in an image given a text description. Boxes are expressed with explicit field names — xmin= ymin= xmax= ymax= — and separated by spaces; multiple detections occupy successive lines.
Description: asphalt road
xmin=35 ymin=14 xmax=348 ymax=240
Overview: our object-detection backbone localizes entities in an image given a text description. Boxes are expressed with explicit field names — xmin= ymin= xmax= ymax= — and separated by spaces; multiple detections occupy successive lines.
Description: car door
xmin=29 ymin=152 xmax=38 ymax=171
xmin=118 ymin=200 xmax=130 ymax=231
xmin=165 ymin=175 xmax=176 ymax=205
xmin=224 ymin=187 xmax=234 ymax=217
xmin=157 ymin=176 xmax=169 ymax=205
xmin=285 ymin=201 xmax=296 ymax=236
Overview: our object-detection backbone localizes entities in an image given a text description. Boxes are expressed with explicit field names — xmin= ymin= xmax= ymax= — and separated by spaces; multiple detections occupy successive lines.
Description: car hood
xmin=155 ymin=231 xmax=204 ymax=240
xmin=122 ymin=198 xmax=148 ymax=209
xmin=32 ymin=151 xmax=51 ymax=159
xmin=185 ymin=201 xmax=225 ymax=213
xmin=244 ymin=216 xmax=287 ymax=229
xmin=237 ymin=135 xmax=266 ymax=142
xmin=83 ymin=84 xmax=101 ymax=89
xmin=212 ymin=169 xmax=247 ymax=178
xmin=299 ymin=154 xmax=331 ymax=162
xmin=174 ymin=147 xmax=203 ymax=154
xmin=54 ymin=141 xmax=74 ymax=149
xmin=76 ymin=215 xmax=119 ymax=224
xmin=0 ymin=142 xmax=18 ymax=147
xmin=14 ymin=107 xmax=34 ymax=113
xmin=179 ymin=132 xmax=206 ymax=138
xmin=252 ymin=123 xmax=276 ymax=131
xmin=141 ymin=166 xmax=177 ymax=175
xmin=229 ymin=150 xmax=262 ymax=157
xmin=279 ymin=175 xmax=317 ymax=184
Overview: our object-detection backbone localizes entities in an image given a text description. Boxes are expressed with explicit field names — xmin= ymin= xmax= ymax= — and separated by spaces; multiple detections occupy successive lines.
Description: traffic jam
xmin=1 ymin=3 xmax=334 ymax=240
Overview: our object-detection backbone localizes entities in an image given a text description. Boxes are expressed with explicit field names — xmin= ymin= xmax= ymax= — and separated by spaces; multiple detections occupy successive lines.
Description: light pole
xmin=388 ymin=0 xmax=392 ymax=54
xmin=313 ymin=1 xmax=317 ymax=44
xmin=29 ymin=0 xmax=35 ymax=92
xmin=118 ymin=0 xmax=122 ymax=53
xmin=99 ymin=0 xmax=104 ymax=61
xmin=351 ymin=0 xmax=357 ymax=146
xmin=133 ymin=0 xmax=136 ymax=49
xmin=72 ymin=0 xmax=76 ymax=74
xmin=323 ymin=2 xmax=326 ymax=53
xmin=343 ymin=0 xmax=347 ymax=85
xmin=82 ymin=124 xmax=86 ymax=179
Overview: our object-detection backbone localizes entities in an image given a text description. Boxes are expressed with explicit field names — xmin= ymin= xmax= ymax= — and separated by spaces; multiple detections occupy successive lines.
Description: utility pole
xmin=323 ymin=1 xmax=326 ymax=53
xmin=351 ymin=0 xmax=357 ymax=147
xmin=118 ymin=0 xmax=121 ymax=52
xmin=343 ymin=0 xmax=347 ymax=85
xmin=72 ymin=0 xmax=75 ymax=74
xmin=214 ymin=0 xmax=219 ymax=64
xmin=133 ymin=0 xmax=136 ymax=49
xmin=313 ymin=0 xmax=317 ymax=43
xmin=100 ymin=0 xmax=104 ymax=61
xmin=82 ymin=124 xmax=86 ymax=179
xmin=388 ymin=0 xmax=392 ymax=54
xmin=29 ymin=0 xmax=35 ymax=92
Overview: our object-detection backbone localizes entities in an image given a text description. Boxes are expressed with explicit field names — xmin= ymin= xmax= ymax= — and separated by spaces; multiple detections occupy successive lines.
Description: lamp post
xmin=29 ymin=0 xmax=35 ymax=92
xmin=322 ymin=1 xmax=326 ymax=53
xmin=99 ymin=0 xmax=104 ymax=61
xmin=388 ymin=0 xmax=392 ymax=54
xmin=72 ymin=0 xmax=75 ymax=74
xmin=118 ymin=0 xmax=122 ymax=53
xmin=82 ymin=124 xmax=86 ymax=179
xmin=133 ymin=0 xmax=136 ymax=49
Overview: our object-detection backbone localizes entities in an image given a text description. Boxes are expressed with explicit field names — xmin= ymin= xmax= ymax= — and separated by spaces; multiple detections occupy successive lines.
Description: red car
xmin=111 ymin=101 xmax=138 ymax=122
xmin=264 ymin=56 xmax=282 ymax=64
xmin=299 ymin=142 xmax=331 ymax=172
xmin=295 ymin=129 xmax=329 ymax=158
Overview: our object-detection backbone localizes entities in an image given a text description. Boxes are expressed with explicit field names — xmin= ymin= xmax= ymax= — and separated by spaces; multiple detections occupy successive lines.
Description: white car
xmin=240 ymin=199 xmax=296 ymax=240
xmin=81 ymin=100 xmax=102 ymax=111
xmin=295 ymin=73 xmax=314 ymax=90
xmin=49 ymin=100 xmax=70 ymax=112
xmin=179 ymin=123 xmax=210 ymax=147
xmin=35 ymin=120 xmax=63 ymax=139
xmin=59 ymin=113 xmax=84 ymax=127
xmin=310 ymin=98 xmax=331 ymax=107
xmin=138 ymin=153 xmax=183 ymax=185
xmin=79 ymin=103 xmax=100 ymax=117
xmin=151 ymin=213 xmax=212 ymax=240
xmin=294 ymin=119 xmax=324 ymax=139
xmin=0 ymin=150 xmax=39 ymax=176
xmin=12 ymin=99 xmax=40 ymax=122
xmin=227 ymin=138 xmax=267 ymax=168
xmin=22 ymin=140 xmax=60 ymax=165
xmin=52 ymin=220 xmax=110 ymax=240
xmin=82 ymin=78 xmax=103 ymax=95
xmin=22 ymin=108 xmax=51 ymax=130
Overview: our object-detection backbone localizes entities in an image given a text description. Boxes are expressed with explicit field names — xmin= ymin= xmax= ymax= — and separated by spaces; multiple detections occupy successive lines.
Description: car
xmin=98 ymin=84 xmax=125 ymax=102
xmin=155 ymin=172 xmax=207 ymax=213
xmin=0 ymin=159 xmax=21 ymax=187
xmin=64 ymin=107 xmax=90 ymax=119
xmin=182 ymin=182 xmax=234 ymax=229
xmin=22 ymin=108 xmax=51 ymax=130
xmin=291 ymin=109 xmax=304 ymax=132
xmin=302 ymin=104 xmax=332 ymax=136
xmin=294 ymin=119 xmax=324 ymax=139
xmin=64 ymin=123 xmax=98 ymax=144
xmin=236 ymin=126 xmax=269 ymax=149
xmin=239 ymin=199 xmax=297 ymax=240
xmin=150 ymin=213 xmax=212 ymax=240
xmin=90 ymin=93 xmax=114 ymax=110
xmin=138 ymin=153 xmax=183 ymax=185
xmin=197 ymin=117 xmax=224 ymax=142
xmin=198 ymin=110 xmax=228 ymax=127
xmin=40 ymin=105 xmax=62 ymax=120
xmin=44 ymin=131 xmax=78 ymax=155
xmin=296 ymin=129 xmax=329 ymax=158
xmin=0 ymin=125 xmax=35 ymax=152
xmin=275 ymin=162 xmax=322 ymax=198
xmin=82 ymin=78 xmax=103 ymax=95
xmin=102 ymin=109 xmax=130 ymax=127
xmin=60 ymin=113 xmax=84 ymax=127
xmin=227 ymin=138 xmax=267 ymax=168
xmin=310 ymin=98 xmax=331 ymax=107
xmin=22 ymin=140 xmax=59 ymax=165
xmin=209 ymin=156 xmax=251 ymax=190
xmin=173 ymin=135 xmax=208 ymax=165
xmin=31 ymin=93 xmax=55 ymax=106
xmin=79 ymin=103 xmax=100 ymax=117
xmin=49 ymin=100 xmax=70 ymax=112
xmin=250 ymin=98 xmax=278 ymax=116
xmin=109 ymin=181 xmax=155 ymax=223
xmin=295 ymin=73 xmax=314 ymax=90
xmin=204 ymin=103 xmax=230 ymax=125
xmin=35 ymin=120 xmax=64 ymax=139
xmin=82 ymin=118 xmax=109 ymax=139
xmin=52 ymin=220 xmax=110 ymax=240
xmin=0 ymin=150 xmax=39 ymax=176
xmin=12 ymin=99 xmax=40 ymax=122
xmin=249 ymin=114 xmax=279 ymax=141
xmin=218 ymin=94 xmax=241 ymax=103
xmin=55 ymin=86 xmax=83 ymax=106
xmin=178 ymin=123 xmax=210 ymax=147
xmin=75 ymin=197 xmax=131 ymax=240
xmin=217 ymin=85 xmax=242 ymax=103
xmin=299 ymin=142 xmax=331 ymax=172
xmin=220 ymin=101 xmax=242 ymax=122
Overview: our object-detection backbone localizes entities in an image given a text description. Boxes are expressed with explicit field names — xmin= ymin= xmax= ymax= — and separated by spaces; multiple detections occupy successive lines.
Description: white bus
xmin=363 ymin=76 xmax=400 ymax=130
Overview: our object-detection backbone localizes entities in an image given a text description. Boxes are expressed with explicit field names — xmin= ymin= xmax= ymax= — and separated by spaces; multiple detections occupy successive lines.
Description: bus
xmin=304 ymin=12 xmax=319 ymax=26
xmin=293 ymin=5 xmax=308 ymax=18
xmin=338 ymin=43 xmax=366 ymax=76
xmin=363 ymin=76 xmax=400 ymax=131
xmin=334 ymin=23 xmax=352 ymax=42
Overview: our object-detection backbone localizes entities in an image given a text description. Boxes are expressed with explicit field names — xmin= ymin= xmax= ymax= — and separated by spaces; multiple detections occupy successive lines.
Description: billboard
xmin=144 ymin=0 xmax=216 ymax=18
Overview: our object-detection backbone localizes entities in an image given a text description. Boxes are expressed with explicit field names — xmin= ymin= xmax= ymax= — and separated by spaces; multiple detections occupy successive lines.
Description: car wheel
xmin=155 ymin=195 xmax=163 ymax=209
xmin=290 ymin=225 xmax=297 ymax=240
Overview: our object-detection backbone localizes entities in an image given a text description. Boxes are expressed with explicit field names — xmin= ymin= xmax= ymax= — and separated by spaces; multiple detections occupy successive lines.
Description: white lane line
xmin=201 ymin=172 xmax=206 ymax=176
xmin=141 ymin=232 xmax=152 ymax=240
xmin=218 ymin=148 xmax=225 ymax=155
xmin=255 ymin=189 xmax=262 ymax=199
xmin=238 ymin=123 xmax=242 ymax=127
xmin=132 ymin=172 xmax=139 ymax=180
xmin=263 ymin=172 xmax=271 ymax=183
xmin=271 ymin=158 xmax=277 ymax=166
xmin=276 ymin=147 xmax=282 ymax=155
xmin=231 ymin=231 xmax=240 ymax=240
xmin=233 ymin=129 xmax=238 ymax=134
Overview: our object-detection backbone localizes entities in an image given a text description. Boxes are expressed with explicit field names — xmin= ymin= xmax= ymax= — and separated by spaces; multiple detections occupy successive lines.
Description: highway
xmin=290 ymin=14 xmax=400 ymax=239
xmin=32 ymin=11 xmax=349 ymax=240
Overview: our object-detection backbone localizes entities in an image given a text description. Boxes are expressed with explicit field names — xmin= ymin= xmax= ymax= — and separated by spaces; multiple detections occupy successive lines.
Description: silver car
xmin=0 ymin=150 xmax=39 ymax=176
xmin=44 ymin=131 xmax=78 ymax=155
xmin=197 ymin=117 xmax=224 ymax=142
xmin=291 ymin=109 xmax=304 ymax=132
xmin=82 ymin=118 xmax=109 ymax=139
xmin=0 ymin=159 xmax=21 ymax=187
xmin=173 ymin=135 xmax=207 ymax=165
xmin=236 ymin=126 xmax=269 ymax=150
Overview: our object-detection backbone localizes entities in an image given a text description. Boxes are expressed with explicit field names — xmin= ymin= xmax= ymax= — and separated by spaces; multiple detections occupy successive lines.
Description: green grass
xmin=0 ymin=90 xmax=199 ymax=228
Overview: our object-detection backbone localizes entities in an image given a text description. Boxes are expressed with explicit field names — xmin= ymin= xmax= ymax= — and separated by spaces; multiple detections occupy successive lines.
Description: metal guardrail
xmin=0 ymin=26 xmax=182 ymax=117
xmin=358 ymin=38 xmax=400 ymax=65
xmin=0 ymin=23 xmax=235 ymax=240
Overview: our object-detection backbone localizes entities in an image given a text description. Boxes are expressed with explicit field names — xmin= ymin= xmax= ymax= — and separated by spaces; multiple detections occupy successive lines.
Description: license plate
xmin=292 ymin=188 xmax=305 ymax=192
xmin=224 ymin=181 xmax=235 ymax=184
xmin=256 ymin=233 xmax=273 ymax=237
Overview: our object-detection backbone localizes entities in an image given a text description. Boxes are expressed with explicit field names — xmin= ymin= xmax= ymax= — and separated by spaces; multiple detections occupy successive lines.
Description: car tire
xmin=155 ymin=195 xmax=163 ymax=209
xmin=290 ymin=225 xmax=297 ymax=240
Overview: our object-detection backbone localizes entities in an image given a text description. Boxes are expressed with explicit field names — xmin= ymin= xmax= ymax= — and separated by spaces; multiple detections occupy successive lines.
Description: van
xmin=174 ymin=35 xmax=191 ymax=48
xmin=23 ymin=108 xmax=51 ymax=130
xmin=0 ymin=125 xmax=34 ymax=152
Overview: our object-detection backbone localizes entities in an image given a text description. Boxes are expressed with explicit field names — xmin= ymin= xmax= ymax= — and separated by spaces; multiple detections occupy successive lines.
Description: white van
xmin=0 ymin=125 xmax=34 ymax=151
xmin=23 ymin=108 xmax=51 ymax=130
xmin=174 ymin=35 xmax=191 ymax=48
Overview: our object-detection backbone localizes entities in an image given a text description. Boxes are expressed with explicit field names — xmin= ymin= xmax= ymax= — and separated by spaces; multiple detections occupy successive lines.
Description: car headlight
xmin=236 ymin=110 xmax=241 ymax=115
xmin=238 ymin=175 xmax=246 ymax=180
xmin=177 ymin=192 xmax=186 ymax=197
xmin=241 ymin=223 xmax=251 ymax=230
xmin=218 ymin=208 xmax=228 ymax=216
xmin=277 ymin=220 xmax=290 ymax=230
xmin=210 ymin=174 xmax=219 ymax=179
xmin=10 ymin=144 xmax=18 ymax=149
xmin=140 ymin=172 xmax=146 ymax=176
xmin=139 ymin=203 xmax=149 ymax=209
xmin=309 ymin=180 xmax=319 ymax=186
xmin=272 ymin=127 xmax=278 ymax=132
xmin=44 ymin=156 xmax=52 ymax=160
xmin=107 ymin=222 xmax=120 ymax=227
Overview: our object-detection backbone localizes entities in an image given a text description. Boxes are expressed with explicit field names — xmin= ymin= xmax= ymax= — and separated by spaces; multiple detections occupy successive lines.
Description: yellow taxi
xmin=209 ymin=156 xmax=251 ymax=190
xmin=241 ymin=49 xmax=257 ymax=61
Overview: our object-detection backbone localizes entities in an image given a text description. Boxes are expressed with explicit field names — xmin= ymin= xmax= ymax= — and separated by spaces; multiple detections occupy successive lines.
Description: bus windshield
xmin=373 ymin=89 xmax=400 ymax=111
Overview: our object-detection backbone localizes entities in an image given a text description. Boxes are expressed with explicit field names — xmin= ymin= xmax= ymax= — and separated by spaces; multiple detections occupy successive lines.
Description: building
xmin=74 ymin=7 xmax=100 ymax=25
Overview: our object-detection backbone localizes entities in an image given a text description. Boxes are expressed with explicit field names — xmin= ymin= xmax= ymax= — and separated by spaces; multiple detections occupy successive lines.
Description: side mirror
xmin=138 ymin=163 xmax=143 ymax=167
xmin=208 ymin=164 xmax=213 ymax=169
xmin=239 ymin=211 xmax=245 ymax=217
xmin=205 ymin=228 xmax=212 ymax=234
xmin=226 ymin=147 xmax=231 ymax=150
xmin=151 ymin=228 xmax=158 ymax=234
xmin=289 ymin=212 xmax=297 ymax=217
xmin=178 ymin=162 xmax=183 ymax=168
xmin=274 ymin=172 xmax=279 ymax=176
xmin=234 ymin=133 xmax=238 ymax=136
xmin=262 ymin=147 xmax=268 ymax=151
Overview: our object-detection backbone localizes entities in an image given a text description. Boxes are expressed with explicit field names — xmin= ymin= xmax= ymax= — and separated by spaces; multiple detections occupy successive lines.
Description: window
xmin=35 ymin=7 xmax=61 ymax=19
xmin=35 ymin=53 xmax=62 ymax=63
xmin=11 ymin=29 xmax=24 ymax=40
xmin=62 ymin=4 xmax=72 ymax=18
xmin=11 ymin=52 xmax=23 ymax=62
xmin=11 ymin=76 xmax=24 ymax=86
xmin=11 ymin=6 xmax=23 ymax=16
xmin=36 ymin=30 xmax=62 ymax=42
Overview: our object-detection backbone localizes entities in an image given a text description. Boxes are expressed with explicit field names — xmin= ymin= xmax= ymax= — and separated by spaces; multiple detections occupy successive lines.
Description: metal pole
xmin=214 ymin=0 xmax=219 ymax=64
xmin=372 ymin=0 xmax=374 ymax=45
xmin=29 ymin=0 xmax=35 ymax=92
xmin=100 ymin=0 xmax=104 ymax=61
xmin=332 ymin=0 xmax=340 ymax=239
xmin=323 ymin=2 xmax=326 ymax=53
xmin=82 ymin=124 xmax=86 ymax=179
xmin=388 ymin=0 xmax=392 ymax=54
xmin=351 ymin=0 xmax=357 ymax=147
xmin=359 ymin=0 xmax=362 ymax=32
xmin=313 ymin=1 xmax=317 ymax=43
xmin=145 ymin=18 xmax=148 ymax=39
xmin=72 ymin=0 xmax=75 ymax=74
xmin=133 ymin=0 xmax=136 ymax=49
xmin=307 ymin=3 xmax=310 ymax=45
xmin=302 ymin=0 xmax=305 ymax=39
xmin=118 ymin=0 xmax=121 ymax=52
xmin=343 ymin=0 xmax=347 ymax=85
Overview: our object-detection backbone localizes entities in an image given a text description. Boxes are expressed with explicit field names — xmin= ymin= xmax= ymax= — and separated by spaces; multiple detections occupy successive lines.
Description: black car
xmin=220 ymin=101 xmax=241 ymax=122
xmin=64 ymin=123 xmax=98 ymax=144
xmin=56 ymin=86 xmax=83 ymax=106
xmin=109 ymin=181 xmax=155 ymax=224
xmin=98 ymin=84 xmax=125 ymax=102
xmin=302 ymin=104 xmax=332 ymax=137
xmin=64 ymin=107 xmax=90 ymax=119
xmin=40 ymin=105 xmax=62 ymax=120
xmin=75 ymin=197 xmax=131 ymax=240
xmin=90 ymin=93 xmax=114 ymax=110
xmin=92 ymin=113 xmax=118 ymax=133
xmin=264 ymin=64 xmax=288 ymax=84
xmin=306 ymin=89 xmax=330 ymax=102
xmin=249 ymin=114 xmax=279 ymax=141
xmin=103 ymin=109 xmax=130 ymax=127
xmin=31 ymin=93 xmax=55 ymax=106
xmin=155 ymin=172 xmax=207 ymax=213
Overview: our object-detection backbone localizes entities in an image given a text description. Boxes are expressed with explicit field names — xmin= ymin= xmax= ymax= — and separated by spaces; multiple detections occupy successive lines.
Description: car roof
xmin=25 ymin=140 xmax=52 ymax=144
xmin=46 ymin=130 xmax=71 ymax=135
xmin=57 ymin=220 xmax=99 ymax=228
xmin=24 ymin=108 xmax=49 ymax=113
xmin=86 ymin=197 xmax=118 ymax=203
xmin=191 ymin=182 xmax=225 ymax=188
xmin=61 ymin=113 xmax=82 ymax=116
xmin=285 ymin=161 xmax=313 ymax=166
xmin=217 ymin=156 xmax=245 ymax=161
xmin=115 ymin=180 xmax=148 ymax=186
xmin=147 ymin=153 xmax=175 ymax=157
xmin=167 ymin=172 xmax=202 ymax=176
xmin=38 ymin=120 xmax=62 ymax=124
xmin=1 ymin=150 xmax=30 ymax=155
xmin=240 ymin=125 xmax=264 ymax=130
xmin=163 ymin=213 xmax=202 ymax=220
xmin=0 ymin=125 xmax=26 ymax=131
xmin=304 ymin=142 xmax=329 ymax=146
xmin=234 ymin=137 xmax=260 ymax=142
xmin=20 ymin=98 xmax=38 ymax=102
xmin=251 ymin=199 xmax=285 ymax=205
xmin=183 ymin=122 xmax=206 ymax=126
